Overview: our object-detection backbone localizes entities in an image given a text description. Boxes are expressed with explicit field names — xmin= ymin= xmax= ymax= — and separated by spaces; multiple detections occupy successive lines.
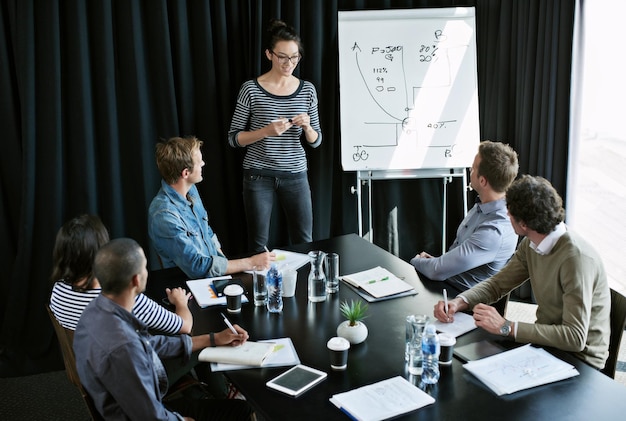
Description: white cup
xmin=282 ymin=268 xmax=298 ymax=297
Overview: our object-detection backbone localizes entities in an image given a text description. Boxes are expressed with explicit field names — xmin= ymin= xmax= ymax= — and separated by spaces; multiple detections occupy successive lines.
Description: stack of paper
xmin=198 ymin=341 xmax=276 ymax=366
xmin=463 ymin=344 xmax=580 ymax=395
xmin=342 ymin=266 xmax=415 ymax=299
xmin=186 ymin=276 xmax=249 ymax=308
xmin=329 ymin=376 xmax=435 ymax=421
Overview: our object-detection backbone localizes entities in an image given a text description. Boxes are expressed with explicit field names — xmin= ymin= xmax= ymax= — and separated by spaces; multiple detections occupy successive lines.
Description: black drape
xmin=0 ymin=0 xmax=577 ymax=376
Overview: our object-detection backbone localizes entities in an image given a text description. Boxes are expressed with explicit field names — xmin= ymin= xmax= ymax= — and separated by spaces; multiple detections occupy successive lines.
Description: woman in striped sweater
xmin=49 ymin=214 xmax=192 ymax=335
xmin=228 ymin=19 xmax=322 ymax=252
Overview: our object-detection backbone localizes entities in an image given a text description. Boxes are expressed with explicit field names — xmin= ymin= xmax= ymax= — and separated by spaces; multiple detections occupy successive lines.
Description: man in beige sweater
xmin=434 ymin=175 xmax=610 ymax=370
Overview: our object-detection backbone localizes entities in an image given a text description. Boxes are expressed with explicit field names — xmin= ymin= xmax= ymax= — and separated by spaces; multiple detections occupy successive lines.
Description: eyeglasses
xmin=271 ymin=51 xmax=301 ymax=65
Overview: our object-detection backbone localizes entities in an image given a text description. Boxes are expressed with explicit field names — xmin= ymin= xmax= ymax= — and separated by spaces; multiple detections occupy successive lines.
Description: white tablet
xmin=266 ymin=364 xmax=327 ymax=397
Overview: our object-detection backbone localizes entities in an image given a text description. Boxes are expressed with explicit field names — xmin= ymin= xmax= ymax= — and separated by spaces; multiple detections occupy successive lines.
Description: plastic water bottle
xmin=421 ymin=324 xmax=440 ymax=384
xmin=266 ymin=264 xmax=283 ymax=313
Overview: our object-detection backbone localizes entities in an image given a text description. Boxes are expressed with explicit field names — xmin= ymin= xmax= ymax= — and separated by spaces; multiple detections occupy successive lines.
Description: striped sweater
xmin=50 ymin=281 xmax=183 ymax=334
xmin=228 ymin=79 xmax=322 ymax=174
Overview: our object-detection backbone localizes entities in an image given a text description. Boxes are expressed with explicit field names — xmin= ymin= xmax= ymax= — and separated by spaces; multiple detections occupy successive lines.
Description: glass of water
xmin=252 ymin=266 xmax=267 ymax=306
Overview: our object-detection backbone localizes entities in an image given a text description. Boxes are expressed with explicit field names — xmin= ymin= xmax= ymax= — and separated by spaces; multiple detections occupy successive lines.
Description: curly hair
xmin=155 ymin=136 xmax=203 ymax=184
xmin=506 ymin=175 xmax=565 ymax=234
xmin=477 ymin=141 xmax=519 ymax=193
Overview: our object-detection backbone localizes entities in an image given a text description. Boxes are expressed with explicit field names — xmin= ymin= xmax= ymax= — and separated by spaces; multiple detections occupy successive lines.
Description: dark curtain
xmin=0 ymin=0 xmax=576 ymax=376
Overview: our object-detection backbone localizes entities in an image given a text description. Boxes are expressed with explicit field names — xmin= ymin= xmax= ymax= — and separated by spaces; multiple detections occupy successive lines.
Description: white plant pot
xmin=337 ymin=320 xmax=368 ymax=344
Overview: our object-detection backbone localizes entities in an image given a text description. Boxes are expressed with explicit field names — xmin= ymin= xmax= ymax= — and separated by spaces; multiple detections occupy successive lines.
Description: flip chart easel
xmin=338 ymin=7 xmax=479 ymax=248
xmin=353 ymin=169 xmax=467 ymax=253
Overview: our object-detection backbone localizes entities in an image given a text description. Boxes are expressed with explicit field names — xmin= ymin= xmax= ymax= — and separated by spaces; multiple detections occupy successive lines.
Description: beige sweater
xmin=462 ymin=231 xmax=610 ymax=369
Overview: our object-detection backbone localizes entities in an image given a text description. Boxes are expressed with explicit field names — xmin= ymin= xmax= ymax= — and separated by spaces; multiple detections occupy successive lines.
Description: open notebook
xmin=342 ymin=266 xmax=415 ymax=299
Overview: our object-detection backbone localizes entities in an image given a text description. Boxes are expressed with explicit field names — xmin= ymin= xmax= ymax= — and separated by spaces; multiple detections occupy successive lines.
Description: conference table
xmin=147 ymin=234 xmax=626 ymax=420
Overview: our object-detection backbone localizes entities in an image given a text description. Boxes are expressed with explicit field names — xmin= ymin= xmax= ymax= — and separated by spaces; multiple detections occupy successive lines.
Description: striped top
xmin=228 ymin=79 xmax=322 ymax=174
xmin=50 ymin=281 xmax=183 ymax=334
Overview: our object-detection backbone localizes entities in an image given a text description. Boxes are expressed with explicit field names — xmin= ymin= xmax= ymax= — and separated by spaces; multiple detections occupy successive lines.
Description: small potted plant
xmin=337 ymin=299 xmax=369 ymax=344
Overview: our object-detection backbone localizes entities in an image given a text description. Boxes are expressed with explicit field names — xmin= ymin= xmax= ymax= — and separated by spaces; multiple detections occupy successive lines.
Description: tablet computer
xmin=266 ymin=364 xmax=327 ymax=397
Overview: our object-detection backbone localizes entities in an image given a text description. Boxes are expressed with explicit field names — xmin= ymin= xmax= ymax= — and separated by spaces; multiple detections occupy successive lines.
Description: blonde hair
xmin=155 ymin=136 xmax=203 ymax=184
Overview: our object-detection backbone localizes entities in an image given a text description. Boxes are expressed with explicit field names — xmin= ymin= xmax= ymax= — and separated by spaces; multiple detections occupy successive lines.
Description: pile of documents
xmin=329 ymin=376 xmax=434 ymax=421
xmin=463 ymin=344 xmax=580 ymax=395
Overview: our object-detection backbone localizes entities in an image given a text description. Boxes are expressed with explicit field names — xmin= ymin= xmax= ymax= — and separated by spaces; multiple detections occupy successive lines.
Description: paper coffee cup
xmin=224 ymin=284 xmax=244 ymax=313
xmin=327 ymin=337 xmax=350 ymax=370
xmin=438 ymin=333 xmax=456 ymax=365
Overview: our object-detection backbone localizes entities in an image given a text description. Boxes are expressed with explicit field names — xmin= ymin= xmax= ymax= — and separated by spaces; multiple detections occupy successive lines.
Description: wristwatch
xmin=499 ymin=319 xmax=512 ymax=337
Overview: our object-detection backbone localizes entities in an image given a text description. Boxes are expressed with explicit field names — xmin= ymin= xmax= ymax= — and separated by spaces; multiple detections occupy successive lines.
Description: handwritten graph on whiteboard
xmin=338 ymin=8 xmax=480 ymax=171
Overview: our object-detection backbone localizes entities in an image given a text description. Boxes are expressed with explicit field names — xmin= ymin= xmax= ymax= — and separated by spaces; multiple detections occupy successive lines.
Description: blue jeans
xmin=243 ymin=172 xmax=313 ymax=252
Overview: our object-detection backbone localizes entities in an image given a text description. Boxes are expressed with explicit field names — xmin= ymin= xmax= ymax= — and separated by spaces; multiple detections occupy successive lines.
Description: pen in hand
xmin=220 ymin=312 xmax=238 ymax=335
xmin=443 ymin=289 xmax=449 ymax=316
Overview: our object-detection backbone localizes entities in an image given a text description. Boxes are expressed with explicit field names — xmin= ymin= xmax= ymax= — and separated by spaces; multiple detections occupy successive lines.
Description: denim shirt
xmin=148 ymin=180 xmax=228 ymax=278
xmin=74 ymin=294 xmax=192 ymax=420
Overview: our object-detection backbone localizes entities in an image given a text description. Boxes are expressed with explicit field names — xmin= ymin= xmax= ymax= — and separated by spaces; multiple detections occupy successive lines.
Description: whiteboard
xmin=338 ymin=8 xmax=480 ymax=171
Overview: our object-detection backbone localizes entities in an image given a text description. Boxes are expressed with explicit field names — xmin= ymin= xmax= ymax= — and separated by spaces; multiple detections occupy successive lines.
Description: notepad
xmin=329 ymin=376 xmax=435 ymax=421
xmin=186 ymin=276 xmax=249 ymax=308
xmin=342 ymin=266 xmax=414 ymax=298
xmin=432 ymin=311 xmax=477 ymax=337
xmin=198 ymin=341 xmax=276 ymax=366
xmin=463 ymin=344 xmax=580 ymax=395
xmin=210 ymin=338 xmax=300 ymax=371
xmin=244 ymin=249 xmax=310 ymax=276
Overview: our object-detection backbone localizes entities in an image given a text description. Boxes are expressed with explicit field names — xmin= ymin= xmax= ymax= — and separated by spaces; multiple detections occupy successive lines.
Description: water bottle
xmin=421 ymin=324 xmax=440 ymax=384
xmin=266 ymin=264 xmax=283 ymax=313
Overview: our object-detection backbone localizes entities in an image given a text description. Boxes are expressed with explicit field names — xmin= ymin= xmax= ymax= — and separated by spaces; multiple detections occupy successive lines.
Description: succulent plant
xmin=340 ymin=299 xmax=369 ymax=327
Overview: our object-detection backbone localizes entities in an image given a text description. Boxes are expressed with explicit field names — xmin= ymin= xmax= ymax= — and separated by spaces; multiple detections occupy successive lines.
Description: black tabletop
xmin=147 ymin=234 xmax=626 ymax=420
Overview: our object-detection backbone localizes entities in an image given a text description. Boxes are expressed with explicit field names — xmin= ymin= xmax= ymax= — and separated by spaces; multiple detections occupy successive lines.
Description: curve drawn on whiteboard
xmin=348 ymin=29 xmax=463 ymax=163
xmin=338 ymin=8 xmax=480 ymax=171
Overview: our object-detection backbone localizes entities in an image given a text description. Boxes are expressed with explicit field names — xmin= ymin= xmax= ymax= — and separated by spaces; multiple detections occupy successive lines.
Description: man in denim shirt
xmin=149 ymin=136 xmax=273 ymax=278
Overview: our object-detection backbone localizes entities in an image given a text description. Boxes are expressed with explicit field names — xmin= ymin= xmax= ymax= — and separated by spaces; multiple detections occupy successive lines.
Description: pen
xmin=264 ymin=245 xmax=270 ymax=253
xmin=443 ymin=289 xmax=449 ymax=315
xmin=367 ymin=276 xmax=389 ymax=284
xmin=220 ymin=312 xmax=238 ymax=335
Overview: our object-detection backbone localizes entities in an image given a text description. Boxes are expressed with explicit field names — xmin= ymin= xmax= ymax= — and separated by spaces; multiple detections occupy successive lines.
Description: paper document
xmin=186 ymin=276 xmax=249 ymax=308
xmin=198 ymin=341 xmax=276 ymax=366
xmin=210 ymin=338 xmax=300 ymax=371
xmin=342 ymin=266 xmax=414 ymax=298
xmin=246 ymin=249 xmax=310 ymax=276
xmin=432 ymin=311 xmax=477 ymax=337
xmin=463 ymin=344 xmax=579 ymax=395
xmin=329 ymin=376 xmax=435 ymax=421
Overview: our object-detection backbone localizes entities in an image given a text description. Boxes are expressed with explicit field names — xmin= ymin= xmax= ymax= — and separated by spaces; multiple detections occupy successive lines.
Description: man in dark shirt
xmin=73 ymin=238 xmax=253 ymax=420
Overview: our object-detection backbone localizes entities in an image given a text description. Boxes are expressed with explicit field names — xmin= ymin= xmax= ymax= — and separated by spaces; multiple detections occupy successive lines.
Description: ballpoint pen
xmin=443 ymin=288 xmax=449 ymax=315
xmin=220 ymin=312 xmax=238 ymax=334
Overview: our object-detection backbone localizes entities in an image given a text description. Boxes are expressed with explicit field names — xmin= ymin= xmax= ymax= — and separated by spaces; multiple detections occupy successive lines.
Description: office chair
xmin=46 ymin=305 xmax=105 ymax=421
xmin=601 ymin=289 xmax=626 ymax=379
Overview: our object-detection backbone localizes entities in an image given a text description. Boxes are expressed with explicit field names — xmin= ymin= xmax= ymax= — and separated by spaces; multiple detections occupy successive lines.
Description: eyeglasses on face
xmin=270 ymin=51 xmax=301 ymax=65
